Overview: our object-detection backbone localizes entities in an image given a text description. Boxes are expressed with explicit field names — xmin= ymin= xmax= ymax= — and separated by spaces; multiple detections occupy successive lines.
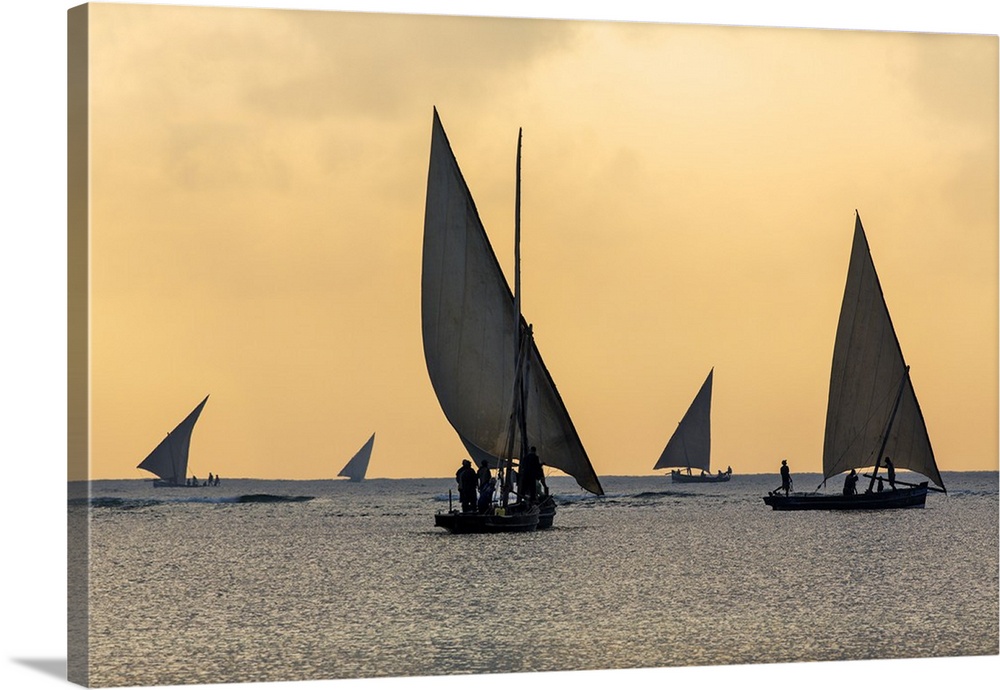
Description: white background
xmin=2 ymin=2 xmax=997 ymax=690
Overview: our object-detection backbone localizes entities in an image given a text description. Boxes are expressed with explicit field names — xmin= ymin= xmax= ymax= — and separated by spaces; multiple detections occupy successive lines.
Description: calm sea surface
xmin=72 ymin=472 xmax=998 ymax=688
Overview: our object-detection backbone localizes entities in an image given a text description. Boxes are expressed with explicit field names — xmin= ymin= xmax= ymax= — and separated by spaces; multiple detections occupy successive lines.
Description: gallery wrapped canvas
xmin=61 ymin=2 xmax=998 ymax=689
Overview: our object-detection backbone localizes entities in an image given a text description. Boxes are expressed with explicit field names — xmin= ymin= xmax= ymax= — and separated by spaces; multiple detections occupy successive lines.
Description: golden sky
xmin=80 ymin=2 xmax=998 ymax=481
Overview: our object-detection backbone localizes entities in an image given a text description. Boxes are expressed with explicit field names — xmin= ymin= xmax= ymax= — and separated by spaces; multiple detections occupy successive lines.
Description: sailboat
xmin=764 ymin=213 xmax=946 ymax=510
xmin=653 ymin=369 xmax=732 ymax=483
xmin=422 ymin=108 xmax=604 ymax=533
xmin=337 ymin=432 xmax=375 ymax=482
xmin=137 ymin=395 xmax=210 ymax=488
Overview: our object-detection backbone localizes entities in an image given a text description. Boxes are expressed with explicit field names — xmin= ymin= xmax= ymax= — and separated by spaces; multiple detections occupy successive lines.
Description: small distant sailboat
xmin=337 ymin=433 xmax=375 ymax=482
xmin=423 ymin=109 xmax=604 ymax=533
xmin=137 ymin=395 xmax=209 ymax=488
xmin=653 ymin=369 xmax=732 ymax=483
xmin=764 ymin=213 xmax=946 ymax=510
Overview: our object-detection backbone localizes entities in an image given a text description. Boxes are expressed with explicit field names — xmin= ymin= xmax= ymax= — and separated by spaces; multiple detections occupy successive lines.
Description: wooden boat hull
xmin=763 ymin=484 xmax=929 ymax=510
xmin=151 ymin=480 xmax=210 ymax=488
xmin=671 ymin=470 xmax=732 ymax=483
xmin=537 ymin=496 xmax=556 ymax=529
xmin=435 ymin=505 xmax=540 ymax=533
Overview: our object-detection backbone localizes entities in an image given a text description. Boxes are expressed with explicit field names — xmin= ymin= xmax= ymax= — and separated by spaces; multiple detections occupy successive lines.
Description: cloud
xmin=230 ymin=10 xmax=582 ymax=122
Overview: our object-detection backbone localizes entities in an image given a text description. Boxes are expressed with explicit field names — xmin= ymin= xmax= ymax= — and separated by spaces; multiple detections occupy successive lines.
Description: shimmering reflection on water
xmin=79 ymin=473 xmax=998 ymax=687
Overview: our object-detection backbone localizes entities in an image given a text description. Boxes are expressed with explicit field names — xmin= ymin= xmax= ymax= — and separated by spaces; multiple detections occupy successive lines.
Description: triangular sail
xmin=338 ymin=433 xmax=375 ymax=481
xmin=137 ymin=395 xmax=209 ymax=484
xmin=421 ymin=109 xmax=603 ymax=496
xmin=822 ymin=215 xmax=944 ymax=489
xmin=653 ymin=369 xmax=713 ymax=472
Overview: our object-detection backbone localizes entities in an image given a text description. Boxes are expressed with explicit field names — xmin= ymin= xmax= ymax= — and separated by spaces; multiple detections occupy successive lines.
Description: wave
xmin=73 ymin=494 xmax=315 ymax=508
xmin=234 ymin=494 xmax=314 ymax=503
xmin=70 ymin=497 xmax=161 ymax=510
xmin=632 ymin=490 xmax=704 ymax=499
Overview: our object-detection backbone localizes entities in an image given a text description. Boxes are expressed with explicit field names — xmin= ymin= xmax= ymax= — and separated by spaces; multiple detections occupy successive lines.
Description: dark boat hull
xmin=235 ymin=494 xmax=313 ymax=503
xmin=536 ymin=496 xmax=556 ymax=529
xmin=763 ymin=484 xmax=929 ymax=510
xmin=671 ymin=470 xmax=732 ymax=483
xmin=435 ymin=505 xmax=540 ymax=533
xmin=152 ymin=480 xmax=213 ymax=488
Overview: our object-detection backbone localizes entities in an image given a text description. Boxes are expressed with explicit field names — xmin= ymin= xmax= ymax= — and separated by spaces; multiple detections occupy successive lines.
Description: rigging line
xmin=865 ymin=366 xmax=909 ymax=494
xmin=499 ymin=328 xmax=531 ymax=449
xmin=825 ymin=375 xmax=901 ymax=477
xmin=499 ymin=327 xmax=532 ymax=505
xmin=519 ymin=325 xmax=533 ymax=460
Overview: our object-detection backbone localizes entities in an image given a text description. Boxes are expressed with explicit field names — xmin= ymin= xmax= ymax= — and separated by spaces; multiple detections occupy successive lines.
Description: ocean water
xmin=71 ymin=472 xmax=998 ymax=688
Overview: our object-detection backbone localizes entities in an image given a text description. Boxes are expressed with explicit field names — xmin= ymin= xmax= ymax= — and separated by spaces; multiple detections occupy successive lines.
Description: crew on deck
xmin=884 ymin=457 xmax=896 ymax=490
xmin=518 ymin=446 xmax=547 ymax=503
xmin=771 ymin=459 xmax=792 ymax=496
xmin=455 ymin=459 xmax=478 ymax=513
xmin=843 ymin=469 xmax=859 ymax=496
xmin=476 ymin=459 xmax=494 ymax=513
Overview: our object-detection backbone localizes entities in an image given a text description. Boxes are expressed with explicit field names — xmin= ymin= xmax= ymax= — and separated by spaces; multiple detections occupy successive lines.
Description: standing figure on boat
xmin=477 ymin=459 xmax=492 ymax=491
xmin=518 ymin=446 xmax=547 ymax=503
xmin=476 ymin=459 xmax=494 ymax=513
xmin=843 ymin=469 xmax=859 ymax=495
xmin=774 ymin=459 xmax=792 ymax=496
xmin=884 ymin=457 xmax=896 ymax=490
xmin=455 ymin=459 xmax=478 ymax=513
xmin=477 ymin=476 xmax=496 ymax=513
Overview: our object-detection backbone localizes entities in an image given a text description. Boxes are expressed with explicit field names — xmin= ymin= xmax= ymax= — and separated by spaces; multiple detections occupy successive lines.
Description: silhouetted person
xmin=477 ymin=459 xmax=492 ymax=490
xmin=455 ymin=459 xmax=477 ymax=513
xmin=208 ymin=472 xmax=214 ymax=485
xmin=519 ymin=446 xmax=546 ymax=503
xmin=774 ymin=459 xmax=791 ymax=496
xmin=843 ymin=469 xmax=859 ymax=496
xmin=884 ymin=457 xmax=896 ymax=491
xmin=477 ymin=477 xmax=496 ymax=513
xmin=877 ymin=477 xmax=885 ymax=493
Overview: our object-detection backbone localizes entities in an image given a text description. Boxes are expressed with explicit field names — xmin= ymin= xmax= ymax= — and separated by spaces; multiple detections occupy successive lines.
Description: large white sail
xmin=653 ymin=369 xmax=713 ymax=472
xmin=137 ymin=395 xmax=209 ymax=484
xmin=421 ymin=109 xmax=603 ymax=496
xmin=338 ymin=432 xmax=375 ymax=482
xmin=822 ymin=215 xmax=944 ymax=489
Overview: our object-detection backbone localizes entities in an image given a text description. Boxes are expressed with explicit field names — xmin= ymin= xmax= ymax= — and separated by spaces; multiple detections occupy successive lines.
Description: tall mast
xmin=866 ymin=366 xmax=909 ymax=493
xmin=514 ymin=128 xmax=530 ymax=459
xmin=514 ymin=128 xmax=522 ymax=330
xmin=499 ymin=128 xmax=527 ymax=507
